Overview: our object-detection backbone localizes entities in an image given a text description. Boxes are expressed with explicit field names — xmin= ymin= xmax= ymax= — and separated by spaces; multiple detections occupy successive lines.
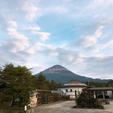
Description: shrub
xmin=61 ymin=95 xmax=70 ymax=101
xmin=98 ymin=99 xmax=110 ymax=105
xmin=76 ymin=91 xmax=103 ymax=109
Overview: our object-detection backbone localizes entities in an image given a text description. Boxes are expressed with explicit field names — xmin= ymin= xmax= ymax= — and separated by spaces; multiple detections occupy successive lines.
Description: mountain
xmin=35 ymin=65 xmax=110 ymax=83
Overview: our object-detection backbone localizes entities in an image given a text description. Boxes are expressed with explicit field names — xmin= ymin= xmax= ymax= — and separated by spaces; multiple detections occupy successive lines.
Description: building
xmin=86 ymin=87 xmax=113 ymax=99
xmin=58 ymin=80 xmax=87 ymax=99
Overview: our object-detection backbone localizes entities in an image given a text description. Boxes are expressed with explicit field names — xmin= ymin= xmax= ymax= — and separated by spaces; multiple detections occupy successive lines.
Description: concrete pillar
xmin=94 ymin=91 xmax=96 ymax=99
xmin=112 ymin=91 xmax=113 ymax=99
xmin=75 ymin=90 xmax=77 ymax=98
xmin=102 ymin=91 xmax=105 ymax=99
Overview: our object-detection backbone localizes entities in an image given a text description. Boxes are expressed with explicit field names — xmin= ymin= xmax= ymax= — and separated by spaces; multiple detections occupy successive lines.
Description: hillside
xmin=36 ymin=65 xmax=110 ymax=83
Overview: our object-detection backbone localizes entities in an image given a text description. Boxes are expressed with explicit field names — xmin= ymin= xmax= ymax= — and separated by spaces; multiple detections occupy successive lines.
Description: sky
xmin=0 ymin=0 xmax=113 ymax=79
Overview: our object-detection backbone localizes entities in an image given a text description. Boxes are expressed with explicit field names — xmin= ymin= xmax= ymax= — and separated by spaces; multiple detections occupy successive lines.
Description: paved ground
xmin=104 ymin=101 xmax=113 ymax=112
xmin=28 ymin=101 xmax=113 ymax=113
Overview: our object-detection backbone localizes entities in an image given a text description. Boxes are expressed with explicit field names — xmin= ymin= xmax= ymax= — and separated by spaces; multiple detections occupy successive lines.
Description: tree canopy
xmin=107 ymin=80 xmax=113 ymax=87
xmin=0 ymin=64 xmax=34 ymax=107
xmin=0 ymin=64 xmax=62 ymax=108
xmin=35 ymin=73 xmax=62 ymax=90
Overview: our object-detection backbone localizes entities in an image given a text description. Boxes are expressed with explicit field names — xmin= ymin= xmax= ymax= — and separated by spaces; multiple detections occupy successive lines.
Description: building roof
xmin=37 ymin=89 xmax=51 ymax=92
xmin=86 ymin=87 xmax=113 ymax=91
xmin=63 ymin=80 xmax=87 ymax=87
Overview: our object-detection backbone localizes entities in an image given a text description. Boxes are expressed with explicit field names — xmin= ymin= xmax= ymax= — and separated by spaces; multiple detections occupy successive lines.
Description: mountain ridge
xmin=36 ymin=65 xmax=110 ymax=83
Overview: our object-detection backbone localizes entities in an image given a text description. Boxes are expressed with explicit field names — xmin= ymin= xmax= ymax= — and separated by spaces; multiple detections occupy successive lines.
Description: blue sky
xmin=0 ymin=0 xmax=113 ymax=79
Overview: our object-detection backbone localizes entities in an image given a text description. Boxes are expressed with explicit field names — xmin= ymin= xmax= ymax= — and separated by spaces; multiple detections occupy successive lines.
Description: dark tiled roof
xmin=86 ymin=87 xmax=113 ymax=91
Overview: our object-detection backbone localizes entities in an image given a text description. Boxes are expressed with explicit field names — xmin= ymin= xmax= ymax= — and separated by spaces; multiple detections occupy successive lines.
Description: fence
xmin=37 ymin=90 xmax=70 ymax=105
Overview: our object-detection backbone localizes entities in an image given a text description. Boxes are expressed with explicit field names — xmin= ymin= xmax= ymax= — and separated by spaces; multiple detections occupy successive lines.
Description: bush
xmin=76 ymin=91 xmax=103 ymax=109
xmin=98 ymin=99 xmax=110 ymax=105
xmin=61 ymin=95 xmax=70 ymax=101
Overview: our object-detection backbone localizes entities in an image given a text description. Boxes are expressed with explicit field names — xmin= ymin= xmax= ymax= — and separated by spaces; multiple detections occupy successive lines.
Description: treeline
xmin=85 ymin=80 xmax=113 ymax=88
xmin=34 ymin=73 xmax=62 ymax=90
xmin=0 ymin=64 xmax=61 ymax=108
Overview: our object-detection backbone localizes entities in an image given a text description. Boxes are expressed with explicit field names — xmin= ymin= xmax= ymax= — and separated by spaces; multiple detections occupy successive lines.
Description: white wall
xmin=107 ymin=91 xmax=113 ymax=98
xmin=58 ymin=87 xmax=85 ymax=99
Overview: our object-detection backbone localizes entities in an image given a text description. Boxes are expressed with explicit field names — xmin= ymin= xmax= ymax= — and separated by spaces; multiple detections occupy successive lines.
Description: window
xmin=66 ymin=89 xmax=68 ymax=92
xmin=70 ymin=89 xmax=72 ymax=92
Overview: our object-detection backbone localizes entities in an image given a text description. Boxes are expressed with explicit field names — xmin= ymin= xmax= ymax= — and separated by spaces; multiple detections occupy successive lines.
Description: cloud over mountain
xmin=0 ymin=0 xmax=113 ymax=79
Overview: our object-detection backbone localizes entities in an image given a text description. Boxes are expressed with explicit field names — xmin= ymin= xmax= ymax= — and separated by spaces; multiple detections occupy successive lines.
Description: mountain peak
xmin=51 ymin=64 xmax=66 ymax=69
xmin=42 ymin=64 xmax=68 ymax=74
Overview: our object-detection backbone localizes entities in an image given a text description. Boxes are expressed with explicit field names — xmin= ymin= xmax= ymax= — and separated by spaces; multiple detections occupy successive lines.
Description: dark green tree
xmin=107 ymin=80 xmax=113 ymax=87
xmin=49 ymin=80 xmax=57 ymax=90
xmin=85 ymin=81 xmax=107 ymax=87
xmin=76 ymin=91 xmax=103 ymax=109
xmin=0 ymin=64 xmax=35 ymax=107
xmin=35 ymin=73 xmax=62 ymax=90
xmin=36 ymin=73 xmax=49 ymax=90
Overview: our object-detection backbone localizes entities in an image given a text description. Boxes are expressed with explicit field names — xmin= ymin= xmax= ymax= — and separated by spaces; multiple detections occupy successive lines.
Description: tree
xmin=0 ymin=64 xmax=35 ymax=107
xmin=107 ymin=80 xmax=113 ymax=87
xmin=36 ymin=73 xmax=49 ymax=90
xmin=49 ymin=80 xmax=56 ymax=90
xmin=35 ymin=73 xmax=62 ymax=90
xmin=85 ymin=81 xmax=107 ymax=87
xmin=76 ymin=90 xmax=103 ymax=109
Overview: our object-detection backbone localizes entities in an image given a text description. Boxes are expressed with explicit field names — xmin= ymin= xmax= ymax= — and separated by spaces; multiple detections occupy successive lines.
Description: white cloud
xmin=53 ymin=7 xmax=68 ymax=14
xmin=86 ymin=0 xmax=113 ymax=11
xmin=26 ymin=42 xmax=57 ymax=56
xmin=97 ymin=40 xmax=113 ymax=50
xmin=22 ymin=1 xmax=38 ymax=21
xmin=0 ymin=28 xmax=35 ymax=66
xmin=54 ymin=48 xmax=84 ymax=64
xmin=33 ymin=32 xmax=50 ymax=41
xmin=45 ymin=6 xmax=68 ymax=14
xmin=26 ymin=63 xmax=47 ymax=74
xmin=74 ymin=26 xmax=104 ymax=52
xmin=0 ymin=0 xmax=113 ymax=79
xmin=7 ymin=28 xmax=29 ymax=52
xmin=81 ymin=26 xmax=103 ymax=48
xmin=8 ymin=20 xmax=17 ymax=27
xmin=25 ymin=26 xmax=40 ymax=31
xmin=83 ymin=56 xmax=113 ymax=78
xmin=94 ymin=0 xmax=112 ymax=7
xmin=56 ymin=48 xmax=113 ymax=78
